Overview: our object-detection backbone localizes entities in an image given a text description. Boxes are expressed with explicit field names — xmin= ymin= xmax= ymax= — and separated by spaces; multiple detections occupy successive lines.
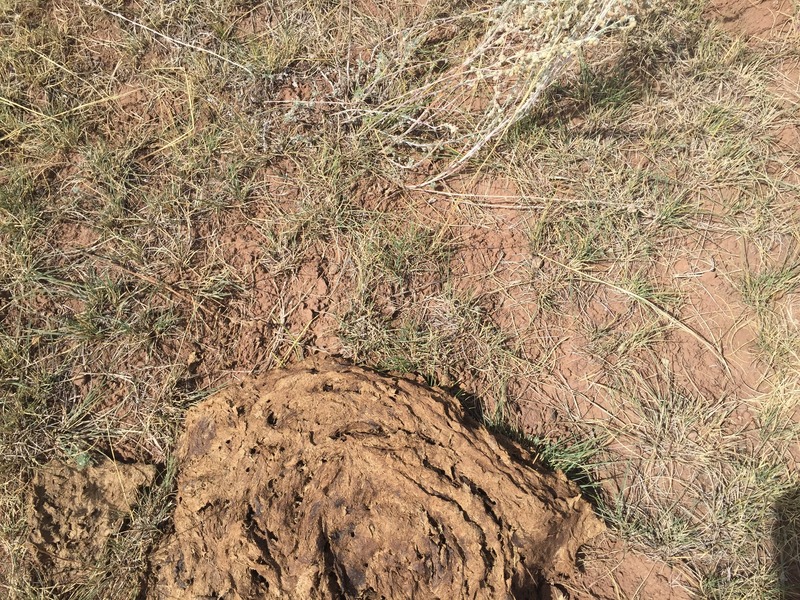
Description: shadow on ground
xmin=774 ymin=487 xmax=800 ymax=599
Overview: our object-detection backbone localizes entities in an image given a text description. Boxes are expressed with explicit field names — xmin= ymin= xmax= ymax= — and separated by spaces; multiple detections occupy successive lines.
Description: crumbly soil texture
xmin=29 ymin=359 xmax=602 ymax=599
xmin=27 ymin=460 xmax=156 ymax=591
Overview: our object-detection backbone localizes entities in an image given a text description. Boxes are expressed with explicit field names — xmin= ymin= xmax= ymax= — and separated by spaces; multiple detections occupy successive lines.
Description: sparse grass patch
xmin=584 ymin=370 xmax=800 ymax=597
xmin=339 ymin=278 xmax=540 ymax=423
xmin=494 ymin=1 xmax=800 ymax=596
xmin=740 ymin=262 xmax=800 ymax=315
xmin=2 ymin=0 xmax=800 ymax=596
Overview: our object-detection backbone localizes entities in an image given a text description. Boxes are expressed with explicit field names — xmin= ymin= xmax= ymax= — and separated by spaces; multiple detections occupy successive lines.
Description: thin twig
xmin=541 ymin=254 xmax=733 ymax=378
xmin=85 ymin=0 xmax=253 ymax=75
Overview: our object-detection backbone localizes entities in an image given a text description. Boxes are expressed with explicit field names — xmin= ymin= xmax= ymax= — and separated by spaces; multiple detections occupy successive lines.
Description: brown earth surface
xmin=28 ymin=359 xmax=606 ymax=599
xmin=27 ymin=460 xmax=156 ymax=590
xmin=705 ymin=0 xmax=797 ymax=37
xmin=11 ymin=0 xmax=798 ymax=598
xmin=22 ymin=359 xmax=701 ymax=599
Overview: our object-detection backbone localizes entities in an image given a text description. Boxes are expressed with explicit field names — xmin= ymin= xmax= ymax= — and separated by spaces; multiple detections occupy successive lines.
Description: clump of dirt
xmin=150 ymin=358 xmax=603 ymax=599
xmin=27 ymin=459 xmax=156 ymax=589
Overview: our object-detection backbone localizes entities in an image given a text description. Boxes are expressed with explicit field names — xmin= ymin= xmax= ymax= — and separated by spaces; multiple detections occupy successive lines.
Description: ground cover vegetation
xmin=1 ymin=0 xmax=798 ymax=597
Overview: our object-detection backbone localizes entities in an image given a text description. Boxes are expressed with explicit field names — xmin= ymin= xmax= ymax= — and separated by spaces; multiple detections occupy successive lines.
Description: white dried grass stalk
xmin=350 ymin=0 xmax=639 ymax=186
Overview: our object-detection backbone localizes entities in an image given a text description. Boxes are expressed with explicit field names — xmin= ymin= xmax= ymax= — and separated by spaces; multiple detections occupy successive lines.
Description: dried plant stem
xmin=85 ymin=0 xmax=253 ymax=75
xmin=540 ymin=254 xmax=732 ymax=377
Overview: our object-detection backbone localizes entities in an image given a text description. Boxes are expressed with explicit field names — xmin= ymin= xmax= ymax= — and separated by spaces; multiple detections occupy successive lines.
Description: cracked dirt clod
xmin=27 ymin=459 xmax=156 ymax=589
xmin=151 ymin=358 xmax=603 ymax=599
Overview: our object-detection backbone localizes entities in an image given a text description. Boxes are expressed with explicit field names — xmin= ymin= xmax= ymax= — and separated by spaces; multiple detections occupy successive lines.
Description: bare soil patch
xmin=705 ymin=0 xmax=797 ymax=37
